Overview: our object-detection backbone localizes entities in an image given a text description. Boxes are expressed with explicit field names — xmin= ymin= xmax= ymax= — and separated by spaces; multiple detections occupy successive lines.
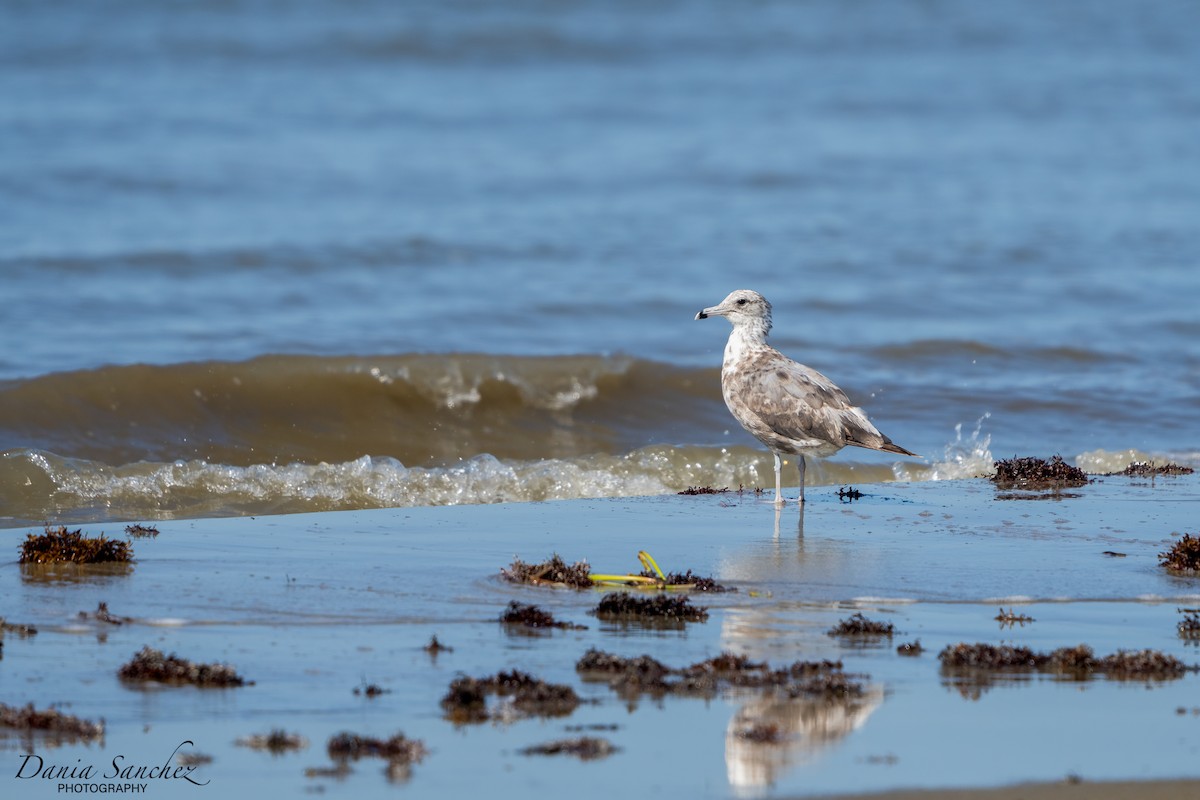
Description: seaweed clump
xmin=423 ymin=635 xmax=452 ymax=656
xmin=501 ymin=554 xmax=593 ymax=589
xmin=593 ymin=592 xmax=708 ymax=626
xmin=519 ymin=737 xmax=617 ymax=760
xmin=939 ymin=642 xmax=1193 ymax=683
xmin=19 ymin=526 xmax=132 ymax=564
xmin=118 ymin=646 xmax=248 ymax=687
xmin=440 ymin=670 xmax=580 ymax=724
xmin=575 ymin=649 xmax=674 ymax=698
xmin=78 ymin=602 xmax=129 ymax=626
xmin=1112 ymin=461 xmax=1194 ymax=477
xmin=679 ymin=485 xmax=764 ymax=497
xmin=124 ymin=524 xmax=160 ymax=538
xmin=939 ymin=643 xmax=1042 ymax=670
xmin=896 ymin=640 xmax=924 ymax=656
xmin=327 ymin=732 xmax=426 ymax=762
xmin=635 ymin=569 xmax=733 ymax=592
xmin=1096 ymin=649 xmax=1192 ymax=679
xmin=0 ymin=703 xmax=105 ymax=743
xmin=576 ymin=648 xmax=855 ymax=701
xmin=995 ymin=607 xmax=1035 ymax=627
xmin=1179 ymin=610 xmax=1200 ymax=640
xmin=500 ymin=601 xmax=586 ymax=630
xmin=320 ymin=731 xmax=427 ymax=782
xmin=0 ymin=618 xmax=38 ymax=637
xmin=1159 ymin=534 xmax=1200 ymax=575
xmin=827 ymin=613 xmax=894 ymax=639
xmin=236 ymin=730 xmax=308 ymax=753
xmin=991 ymin=456 xmax=1088 ymax=490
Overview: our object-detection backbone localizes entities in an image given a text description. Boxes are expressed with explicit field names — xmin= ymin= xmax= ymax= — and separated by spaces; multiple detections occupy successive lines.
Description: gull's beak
xmin=695 ymin=303 xmax=724 ymax=321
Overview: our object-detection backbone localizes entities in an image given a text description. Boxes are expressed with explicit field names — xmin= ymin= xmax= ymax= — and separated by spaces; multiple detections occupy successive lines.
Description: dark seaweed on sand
xmin=679 ymin=484 xmax=763 ymax=496
xmin=118 ymin=646 xmax=248 ymax=687
xmin=124 ymin=524 xmax=160 ymax=538
xmin=0 ymin=703 xmax=105 ymax=742
xmin=1110 ymin=461 xmax=1194 ymax=477
xmin=575 ymin=648 xmax=856 ymax=700
xmin=501 ymin=554 xmax=593 ymax=589
xmin=991 ymin=455 xmax=1089 ymax=490
xmin=20 ymin=525 xmax=132 ymax=564
xmin=995 ymin=607 xmax=1035 ymax=626
xmin=321 ymin=731 xmax=428 ymax=781
xmin=576 ymin=649 xmax=673 ymax=696
xmin=518 ymin=736 xmax=617 ymax=760
xmin=423 ymin=634 xmax=452 ymax=655
xmin=0 ymin=618 xmax=38 ymax=637
xmin=827 ymin=613 xmax=894 ymax=638
xmin=440 ymin=670 xmax=580 ymax=723
xmin=78 ymin=601 xmax=129 ymax=626
xmin=593 ymin=592 xmax=709 ymax=623
xmin=1159 ymin=533 xmax=1200 ymax=574
xmin=328 ymin=731 xmax=426 ymax=763
xmin=236 ymin=729 xmax=308 ymax=753
xmin=939 ymin=643 xmax=1042 ymax=670
xmin=440 ymin=677 xmax=488 ymax=724
xmin=896 ymin=640 xmax=924 ymax=656
xmin=1097 ymin=649 xmax=1193 ymax=679
xmin=938 ymin=642 xmax=1193 ymax=680
xmin=636 ymin=568 xmax=733 ymax=592
xmin=500 ymin=601 xmax=586 ymax=630
xmin=1179 ymin=610 xmax=1200 ymax=640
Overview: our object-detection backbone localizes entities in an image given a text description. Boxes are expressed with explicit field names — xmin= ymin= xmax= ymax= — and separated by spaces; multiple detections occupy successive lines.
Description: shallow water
xmin=2 ymin=0 xmax=1199 ymax=523
xmin=1 ymin=477 xmax=1198 ymax=798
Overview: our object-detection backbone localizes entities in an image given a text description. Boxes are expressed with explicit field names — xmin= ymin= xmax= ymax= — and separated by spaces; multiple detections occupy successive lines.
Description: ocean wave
xmin=1 ymin=433 xmax=1191 ymax=527
xmin=0 ymin=416 xmax=991 ymax=526
xmin=0 ymin=353 xmax=727 ymax=466
xmin=0 ymin=443 xmax=921 ymax=526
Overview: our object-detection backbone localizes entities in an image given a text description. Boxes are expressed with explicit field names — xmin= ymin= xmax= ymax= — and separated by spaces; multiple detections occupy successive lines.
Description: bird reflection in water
xmin=720 ymin=505 xmax=885 ymax=795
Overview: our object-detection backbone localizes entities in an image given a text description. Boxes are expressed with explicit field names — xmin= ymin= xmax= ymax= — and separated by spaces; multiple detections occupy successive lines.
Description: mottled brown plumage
xmin=696 ymin=289 xmax=917 ymax=504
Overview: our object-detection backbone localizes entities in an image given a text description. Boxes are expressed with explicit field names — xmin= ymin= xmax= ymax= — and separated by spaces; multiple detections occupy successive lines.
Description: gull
xmin=696 ymin=289 xmax=917 ymax=504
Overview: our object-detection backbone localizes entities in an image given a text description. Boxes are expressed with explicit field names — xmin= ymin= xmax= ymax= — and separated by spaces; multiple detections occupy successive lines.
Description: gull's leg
xmin=773 ymin=452 xmax=784 ymax=505
xmin=797 ymin=455 xmax=806 ymax=504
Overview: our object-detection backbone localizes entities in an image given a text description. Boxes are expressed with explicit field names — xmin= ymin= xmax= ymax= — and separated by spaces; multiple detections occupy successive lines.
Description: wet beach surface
xmin=2 ymin=475 xmax=1199 ymax=798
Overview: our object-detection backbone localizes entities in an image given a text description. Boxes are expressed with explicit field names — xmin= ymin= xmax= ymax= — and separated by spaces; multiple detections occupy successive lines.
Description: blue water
xmin=2 ymin=0 xmax=1199 ymax=521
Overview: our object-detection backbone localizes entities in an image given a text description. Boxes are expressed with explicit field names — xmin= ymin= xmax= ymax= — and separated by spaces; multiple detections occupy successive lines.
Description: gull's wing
xmin=726 ymin=348 xmax=895 ymax=452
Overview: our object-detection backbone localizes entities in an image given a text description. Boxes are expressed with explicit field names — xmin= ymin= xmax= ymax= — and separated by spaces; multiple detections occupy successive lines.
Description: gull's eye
xmin=736 ymin=298 xmax=747 ymax=306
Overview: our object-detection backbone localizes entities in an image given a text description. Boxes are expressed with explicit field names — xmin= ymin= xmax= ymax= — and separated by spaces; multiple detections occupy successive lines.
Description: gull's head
xmin=695 ymin=289 xmax=773 ymax=332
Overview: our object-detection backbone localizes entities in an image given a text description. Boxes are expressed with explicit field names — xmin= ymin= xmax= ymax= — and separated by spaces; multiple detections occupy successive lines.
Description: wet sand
xmin=1 ymin=475 xmax=1198 ymax=799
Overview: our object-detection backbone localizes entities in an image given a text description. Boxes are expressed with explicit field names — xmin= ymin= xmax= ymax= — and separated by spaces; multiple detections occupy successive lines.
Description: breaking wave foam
xmin=3 ymin=414 xmax=1192 ymax=526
